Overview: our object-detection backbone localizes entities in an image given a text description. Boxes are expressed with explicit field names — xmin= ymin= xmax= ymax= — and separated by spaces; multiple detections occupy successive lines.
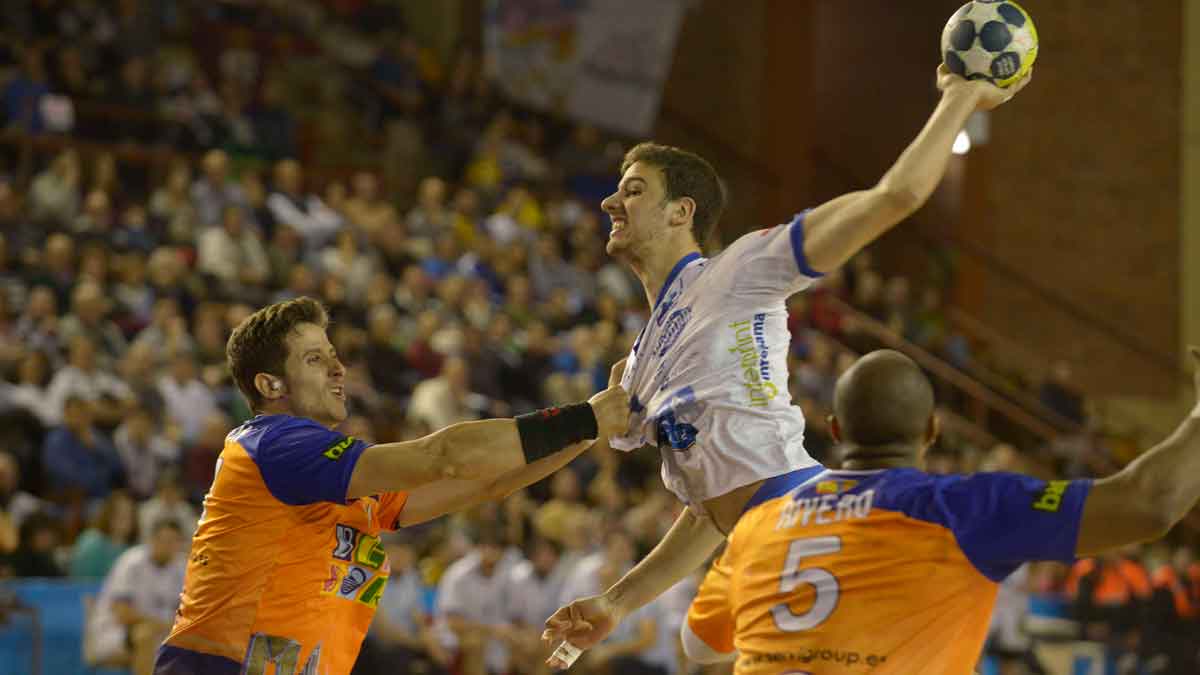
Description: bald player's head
xmin=832 ymin=350 xmax=936 ymax=456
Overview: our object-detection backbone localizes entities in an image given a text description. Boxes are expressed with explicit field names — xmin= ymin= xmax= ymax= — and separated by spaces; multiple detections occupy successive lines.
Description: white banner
xmin=484 ymin=0 xmax=687 ymax=137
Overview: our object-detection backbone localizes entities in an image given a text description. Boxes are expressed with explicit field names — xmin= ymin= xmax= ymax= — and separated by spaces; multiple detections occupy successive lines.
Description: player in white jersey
xmin=544 ymin=64 xmax=1032 ymax=667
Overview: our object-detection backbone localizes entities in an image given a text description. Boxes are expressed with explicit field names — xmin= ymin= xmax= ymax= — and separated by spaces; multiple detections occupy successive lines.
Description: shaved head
xmin=833 ymin=350 xmax=934 ymax=447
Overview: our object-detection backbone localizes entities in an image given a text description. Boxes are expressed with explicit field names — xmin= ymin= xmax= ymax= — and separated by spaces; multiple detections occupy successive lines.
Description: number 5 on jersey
xmin=771 ymin=536 xmax=842 ymax=632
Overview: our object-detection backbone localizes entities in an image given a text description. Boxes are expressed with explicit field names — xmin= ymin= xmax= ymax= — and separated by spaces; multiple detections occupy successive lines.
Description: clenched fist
xmin=588 ymin=384 xmax=631 ymax=438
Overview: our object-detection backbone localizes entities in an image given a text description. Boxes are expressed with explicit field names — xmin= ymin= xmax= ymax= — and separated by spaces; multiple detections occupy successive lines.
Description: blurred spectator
xmin=1039 ymin=360 xmax=1087 ymax=426
xmin=137 ymin=469 xmax=197 ymax=546
xmin=158 ymin=348 xmax=218 ymax=445
xmin=408 ymin=356 xmax=485 ymax=431
xmin=358 ymin=535 xmax=444 ymax=675
xmin=42 ymin=395 xmax=125 ymax=502
xmin=1147 ymin=544 xmax=1198 ymax=674
xmin=0 ymin=451 xmax=45 ymax=554
xmin=1 ymin=511 xmax=64 ymax=577
xmin=4 ymin=47 xmax=51 ymax=133
xmin=149 ymin=161 xmax=198 ymax=244
xmin=29 ymin=149 xmax=82 ymax=227
xmin=58 ymin=280 xmax=129 ymax=363
xmin=181 ymin=411 xmax=230 ymax=503
xmin=69 ymin=489 xmax=136 ymax=579
xmin=251 ymin=74 xmax=296 ymax=160
xmin=197 ymin=205 xmax=270 ymax=296
xmin=407 ymin=176 xmax=451 ymax=245
xmin=533 ymin=470 xmax=591 ymax=549
xmin=364 ymin=304 xmax=412 ymax=399
xmin=190 ymin=149 xmax=247 ymax=227
xmin=344 ymin=171 xmax=397 ymax=236
xmin=113 ymin=407 xmax=180 ymax=500
xmin=506 ymin=536 xmax=568 ymax=673
xmin=28 ymin=232 xmax=77 ymax=308
xmin=435 ymin=528 xmax=514 ymax=675
xmin=45 ymin=335 xmax=135 ymax=426
xmin=320 ymin=229 xmax=378 ymax=303
xmin=1 ymin=348 xmax=55 ymax=425
xmin=881 ymin=276 xmax=914 ymax=337
xmin=1068 ymin=548 xmax=1153 ymax=654
xmin=266 ymin=158 xmax=343 ymax=250
xmin=84 ymin=519 xmax=186 ymax=675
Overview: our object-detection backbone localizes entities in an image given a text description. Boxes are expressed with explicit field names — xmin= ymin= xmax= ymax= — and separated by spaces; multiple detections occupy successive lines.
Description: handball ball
xmin=941 ymin=1 xmax=1038 ymax=87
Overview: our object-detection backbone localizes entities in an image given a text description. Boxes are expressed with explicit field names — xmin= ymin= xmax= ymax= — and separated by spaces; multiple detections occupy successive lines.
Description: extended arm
xmin=347 ymin=384 xmax=628 ymax=499
xmin=543 ymin=507 xmax=726 ymax=659
xmin=395 ymin=439 xmax=597 ymax=527
xmin=1076 ymin=367 xmax=1200 ymax=557
xmin=802 ymin=67 xmax=1030 ymax=274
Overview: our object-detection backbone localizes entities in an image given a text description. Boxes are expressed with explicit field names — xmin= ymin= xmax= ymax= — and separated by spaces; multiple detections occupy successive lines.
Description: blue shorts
xmin=153 ymin=644 xmax=239 ymax=675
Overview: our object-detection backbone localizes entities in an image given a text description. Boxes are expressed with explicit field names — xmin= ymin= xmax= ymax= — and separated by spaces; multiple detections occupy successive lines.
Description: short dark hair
xmin=150 ymin=518 xmax=183 ymax=536
xmin=621 ymin=142 xmax=726 ymax=249
xmin=833 ymin=350 xmax=934 ymax=446
xmin=227 ymin=296 xmax=328 ymax=411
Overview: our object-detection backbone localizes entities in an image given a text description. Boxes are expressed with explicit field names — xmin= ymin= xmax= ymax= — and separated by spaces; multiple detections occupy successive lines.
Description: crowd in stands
xmin=0 ymin=2 xmax=1194 ymax=675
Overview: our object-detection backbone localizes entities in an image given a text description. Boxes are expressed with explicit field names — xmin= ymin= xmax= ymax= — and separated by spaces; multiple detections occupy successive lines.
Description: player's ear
xmin=254 ymin=373 xmax=286 ymax=401
xmin=924 ymin=414 xmax=940 ymax=448
xmin=670 ymin=196 xmax=696 ymax=228
xmin=828 ymin=415 xmax=841 ymax=443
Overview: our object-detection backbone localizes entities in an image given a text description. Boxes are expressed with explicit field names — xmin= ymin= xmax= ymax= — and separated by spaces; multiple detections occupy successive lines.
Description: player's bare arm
xmin=543 ymin=506 xmax=725 ymax=666
xmin=802 ymin=66 xmax=1032 ymax=275
xmin=396 ymin=437 xmax=604 ymax=526
xmin=395 ymin=361 xmax=631 ymax=524
xmin=1076 ymin=348 xmax=1200 ymax=556
xmin=346 ymin=383 xmax=629 ymax=499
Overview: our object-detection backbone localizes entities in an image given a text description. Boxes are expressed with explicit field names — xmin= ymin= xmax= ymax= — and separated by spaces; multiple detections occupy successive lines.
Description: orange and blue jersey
xmin=155 ymin=414 xmax=407 ymax=675
xmin=687 ymin=467 xmax=1090 ymax=674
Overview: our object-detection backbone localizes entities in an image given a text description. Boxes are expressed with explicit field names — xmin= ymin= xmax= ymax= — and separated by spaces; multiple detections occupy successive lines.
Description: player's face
xmin=281 ymin=322 xmax=348 ymax=428
xmin=601 ymin=161 xmax=670 ymax=258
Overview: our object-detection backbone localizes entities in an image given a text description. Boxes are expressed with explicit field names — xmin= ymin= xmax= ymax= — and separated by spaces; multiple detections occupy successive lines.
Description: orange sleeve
xmin=374 ymin=492 xmax=409 ymax=531
xmin=686 ymin=549 xmax=736 ymax=654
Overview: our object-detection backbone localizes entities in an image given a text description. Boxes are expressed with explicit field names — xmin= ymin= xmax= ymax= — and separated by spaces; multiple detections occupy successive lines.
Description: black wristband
xmin=515 ymin=403 xmax=599 ymax=464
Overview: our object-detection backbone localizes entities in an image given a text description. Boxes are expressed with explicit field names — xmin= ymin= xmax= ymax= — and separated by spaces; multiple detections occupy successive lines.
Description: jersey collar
xmin=653 ymin=252 xmax=702 ymax=311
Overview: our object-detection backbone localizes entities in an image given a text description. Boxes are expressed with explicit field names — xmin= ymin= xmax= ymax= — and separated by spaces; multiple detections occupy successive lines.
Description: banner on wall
xmin=483 ymin=0 xmax=688 ymax=137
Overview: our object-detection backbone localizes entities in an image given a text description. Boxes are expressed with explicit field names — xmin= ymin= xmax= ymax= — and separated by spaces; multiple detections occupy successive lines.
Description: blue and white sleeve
xmin=710 ymin=211 xmax=823 ymax=300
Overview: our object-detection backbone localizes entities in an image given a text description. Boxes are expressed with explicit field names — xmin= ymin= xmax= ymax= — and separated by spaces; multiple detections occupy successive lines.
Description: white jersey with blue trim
xmin=611 ymin=213 xmax=823 ymax=504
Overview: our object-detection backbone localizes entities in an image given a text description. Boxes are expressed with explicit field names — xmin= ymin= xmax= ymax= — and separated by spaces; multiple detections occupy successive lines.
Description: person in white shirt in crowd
xmin=190 ymin=149 xmax=249 ymax=227
xmin=14 ymin=285 xmax=61 ymax=365
xmin=507 ymin=536 xmax=571 ymax=674
xmin=156 ymin=348 xmax=218 ymax=445
xmin=408 ymin=356 xmax=488 ymax=432
xmin=435 ymin=528 xmax=518 ymax=675
xmin=57 ymin=279 xmax=129 ymax=363
xmin=45 ymin=335 xmax=136 ymax=427
xmin=196 ymin=205 xmax=270 ymax=295
xmin=266 ymin=158 xmax=343 ymax=251
xmin=559 ymin=528 xmax=675 ymax=675
xmin=85 ymin=519 xmax=187 ymax=675
xmin=1 ymin=349 xmax=55 ymax=425
xmin=358 ymin=534 xmax=445 ymax=675
xmin=113 ymin=407 xmax=181 ymax=500
xmin=136 ymin=469 xmax=197 ymax=546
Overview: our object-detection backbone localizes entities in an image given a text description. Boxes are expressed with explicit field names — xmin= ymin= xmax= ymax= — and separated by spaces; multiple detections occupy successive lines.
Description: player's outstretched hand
xmin=542 ymin=594 xmax=622 ymax=669
xmin=588 ymin=384 xmax=630 ymax=438
xmin=936 ymin=63 xmax=1032 ymax=112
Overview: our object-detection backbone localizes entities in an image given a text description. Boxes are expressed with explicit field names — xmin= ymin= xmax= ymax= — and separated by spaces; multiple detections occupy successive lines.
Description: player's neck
xmin=629 ymin=239 xmax=701 ymax=309
xmin=839 ymin=443 xmax=921 ymax=470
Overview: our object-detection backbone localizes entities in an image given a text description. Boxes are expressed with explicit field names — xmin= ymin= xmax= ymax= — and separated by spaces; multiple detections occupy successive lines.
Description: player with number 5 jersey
xmin=683 ymin=349 xmax=1200 ymax=673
